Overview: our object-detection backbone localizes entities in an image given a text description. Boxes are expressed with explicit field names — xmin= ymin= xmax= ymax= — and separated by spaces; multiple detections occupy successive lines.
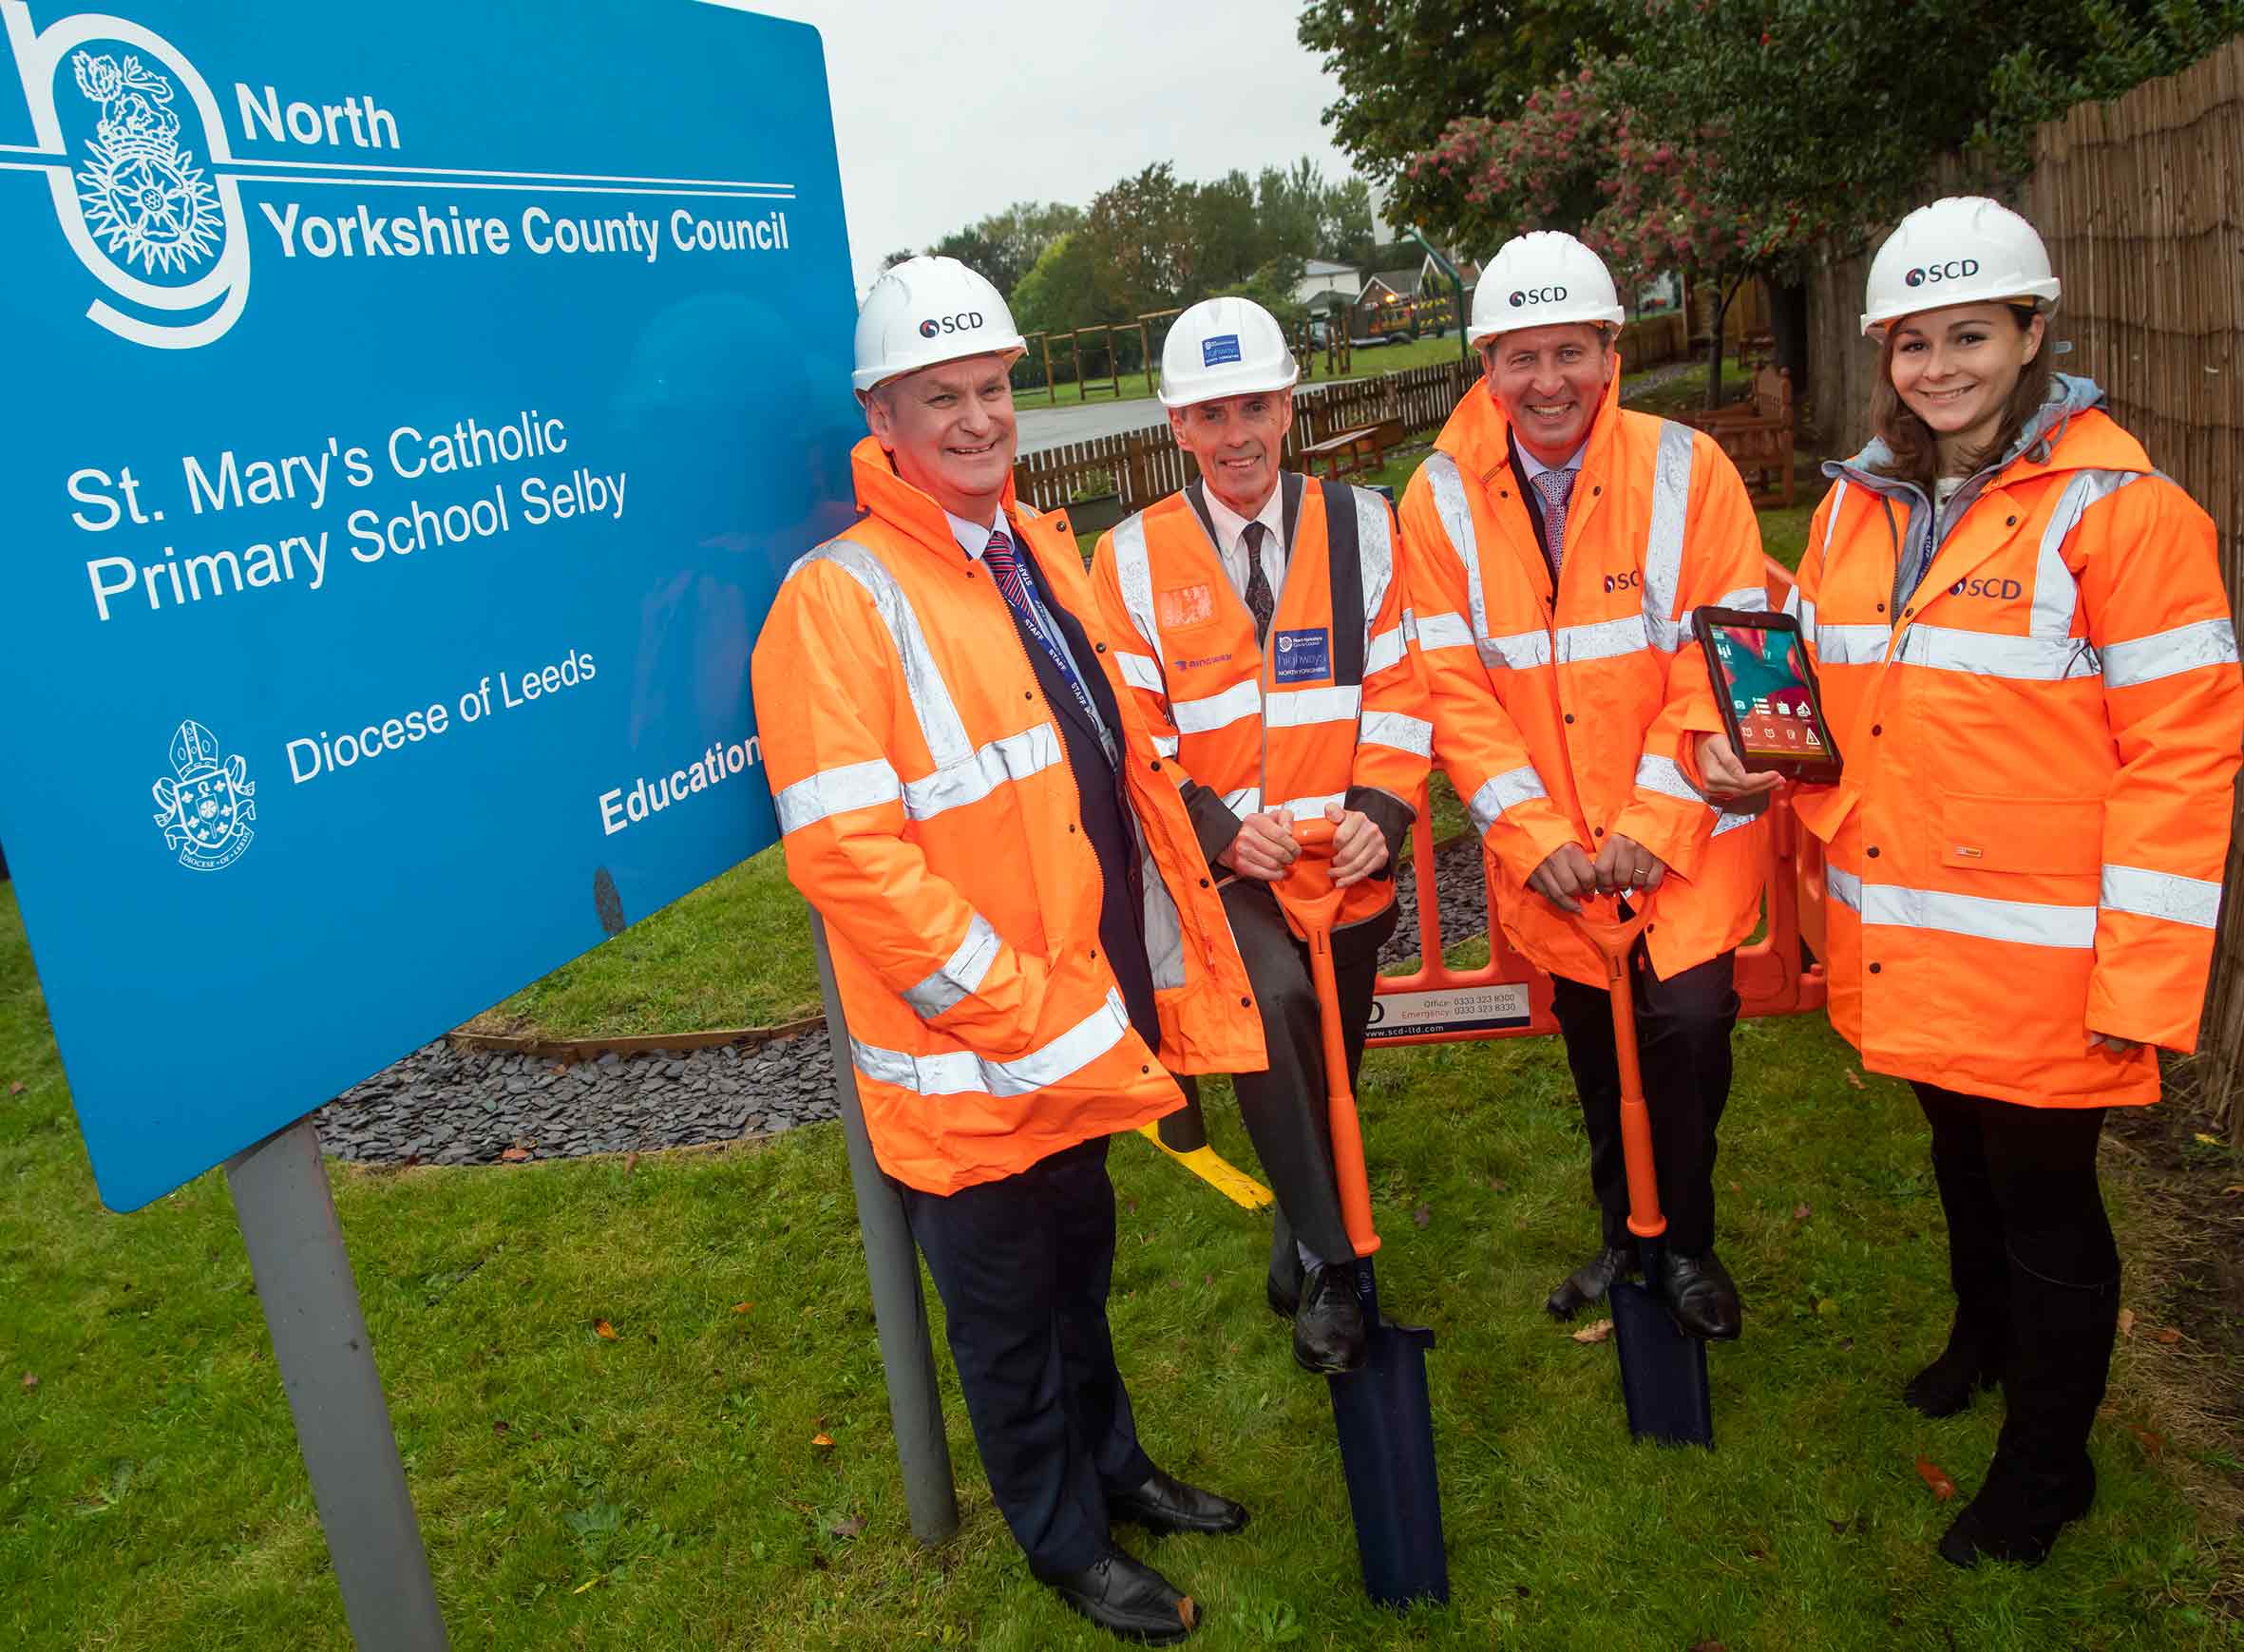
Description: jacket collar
xmin=849 ymin=434 xmax=1027 ymax=562
xmin=1434 ymin=355 xmax=1626 ymax=485
xmin=1821 ymin=372 xmax=2141 ymax=500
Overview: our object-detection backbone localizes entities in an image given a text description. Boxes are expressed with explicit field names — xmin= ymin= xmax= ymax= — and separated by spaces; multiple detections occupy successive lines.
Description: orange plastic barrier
xmin=1370 ymin=558 xmax=1828 ymax=1046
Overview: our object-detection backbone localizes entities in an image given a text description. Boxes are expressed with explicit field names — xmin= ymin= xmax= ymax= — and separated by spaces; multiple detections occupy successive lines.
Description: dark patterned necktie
xmin=1531 ymin=467 xmax=1574 ymax=578
xmin=1241 ymin=520 xmax=1275 ymax=646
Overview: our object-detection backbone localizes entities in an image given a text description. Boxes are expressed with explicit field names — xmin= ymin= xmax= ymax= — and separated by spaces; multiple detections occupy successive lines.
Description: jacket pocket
xmin=1937 ymin=791 xmax=2101 ymax=876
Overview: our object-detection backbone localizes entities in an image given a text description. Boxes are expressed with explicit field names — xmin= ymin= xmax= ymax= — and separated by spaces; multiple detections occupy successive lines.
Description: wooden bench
xmin=1681 ymin=366 xmax=1796 ymax=508
xmin=1300 ymin=416 xmax=1404 ymax=481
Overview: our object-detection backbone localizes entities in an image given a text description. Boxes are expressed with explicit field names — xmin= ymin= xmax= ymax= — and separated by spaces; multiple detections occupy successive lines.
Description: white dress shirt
xmin=1200 ymin=482 xmax=1289 ymax=601
xmin=1515 ymin=438 xmax=1588 ymax=484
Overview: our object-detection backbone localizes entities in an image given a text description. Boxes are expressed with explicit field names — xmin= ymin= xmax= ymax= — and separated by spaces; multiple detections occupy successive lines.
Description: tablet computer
xmin=1693 ymin=606 xmax=1843 ymax=784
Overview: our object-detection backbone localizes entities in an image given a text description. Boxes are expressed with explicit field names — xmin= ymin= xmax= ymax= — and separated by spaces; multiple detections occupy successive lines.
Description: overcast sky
xmin=713 ymin=0 xmax=1363 ymax=292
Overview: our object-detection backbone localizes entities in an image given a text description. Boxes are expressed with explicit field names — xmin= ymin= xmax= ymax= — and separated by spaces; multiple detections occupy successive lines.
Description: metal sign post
xmin=808 ymin=913 xmax=960 ymax=1544
xmin=225 ymin=1117 xmax=447 ymax=1648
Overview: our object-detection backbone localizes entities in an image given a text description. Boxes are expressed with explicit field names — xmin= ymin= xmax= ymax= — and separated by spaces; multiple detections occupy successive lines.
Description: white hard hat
xmin=1860 ymin=197 xmax=2060 ymax=338
xmin=853 ymin=255 xmax=1026 ymax=393
xmin=1469 ymin=231 xmax=1626 ymax=347
xmin=1158 ymin=296 xmax=1299 ymax=408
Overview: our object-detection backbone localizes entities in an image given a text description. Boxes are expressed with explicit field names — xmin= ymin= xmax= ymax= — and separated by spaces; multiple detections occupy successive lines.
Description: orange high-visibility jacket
xmin=1399 ymin=369 xmax=1771 ymax=986
xmin=751 ymin=438 xmax=1266 ymax=1194
xmin=1090 ymin=473 xmax=1432 ymax=932
xmin=1789 ymin=379 xmax=2242 ymax=1108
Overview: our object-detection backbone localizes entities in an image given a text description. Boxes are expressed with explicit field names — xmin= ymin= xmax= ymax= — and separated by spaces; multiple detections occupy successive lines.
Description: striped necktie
xmin=1241 ymin=520 xmax=1275 ymax=646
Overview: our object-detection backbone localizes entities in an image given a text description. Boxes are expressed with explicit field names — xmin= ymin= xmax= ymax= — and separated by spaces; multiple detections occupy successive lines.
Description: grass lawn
xmin=3 ymin=878 xmax=2236 ymax=1649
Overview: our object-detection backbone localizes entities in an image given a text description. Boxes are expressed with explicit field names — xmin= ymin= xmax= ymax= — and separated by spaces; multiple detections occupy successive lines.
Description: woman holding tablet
xmin=1788 ymin=196 xmax=2241 ymax=1567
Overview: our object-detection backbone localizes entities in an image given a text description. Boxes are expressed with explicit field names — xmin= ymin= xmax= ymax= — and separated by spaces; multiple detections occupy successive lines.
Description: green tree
xmin=1296 ymin=0 xmax=1620 ymax=178
xmin=928 ymin=200 xmax=1082 ymax=299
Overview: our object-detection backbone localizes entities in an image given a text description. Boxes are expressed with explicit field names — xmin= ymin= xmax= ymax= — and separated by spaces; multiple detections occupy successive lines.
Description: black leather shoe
xmin=1661 ymin=1248 xmax=1742 ymax=1341
xmin=1038 ymin=1544 xmax=1199 ymax=1643
xmin=1108 ymin=1466 xmax=1248 ymax=1536
xmin=1546 ymin=1244 xmax=1639 ymax=1320
xmin=1292 ymin=1261 xmax=1367 ymax=1374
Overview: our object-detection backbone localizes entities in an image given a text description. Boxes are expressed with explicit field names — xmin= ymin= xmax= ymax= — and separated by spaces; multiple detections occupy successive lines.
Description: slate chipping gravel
xmin=314 ymin=841 xmax=1490 ymax=1166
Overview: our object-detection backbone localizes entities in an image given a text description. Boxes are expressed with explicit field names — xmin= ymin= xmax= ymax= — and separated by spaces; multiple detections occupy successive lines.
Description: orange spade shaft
xmin=1572 ymin=900 xmax=1665 ymax=1243
xmin=1280 ymin=818 xmax=1379 ymax=1259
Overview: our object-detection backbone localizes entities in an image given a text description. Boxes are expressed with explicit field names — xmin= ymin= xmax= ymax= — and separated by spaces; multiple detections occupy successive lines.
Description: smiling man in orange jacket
xmin=1399 ymin=232 xmax=1778 ymax=1341
xmin=751 ymin=257 xmax=1266 ymax=1645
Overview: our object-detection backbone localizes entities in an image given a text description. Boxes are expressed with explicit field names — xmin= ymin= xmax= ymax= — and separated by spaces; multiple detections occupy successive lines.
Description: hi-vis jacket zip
xmin=1789 ymin=375 xmax=2242 ymax=1107
xmin=1092 ymin=473 xmax=1431 ymax=933
xmin=751 ymin=438 xmax=1265 ymax=1194
xmin=1399 ymin=365 xmax=1771 ymax=987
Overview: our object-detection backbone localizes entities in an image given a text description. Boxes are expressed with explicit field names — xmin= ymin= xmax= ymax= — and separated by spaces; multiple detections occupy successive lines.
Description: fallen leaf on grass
xmin=593 ymin=1320 xmax=618 ymax=1340
xmin=1915 ymin=1456 xmax=1956 ymax=1501
xmin=811 ymin=1433 xmax=835 ymax=1449
xmin=7 ymin=1081 xmax=22 ymax=1095
xmin=2222 ymin=1185 xmax=2244 ymax=1196
xmin=1412 ymin=1203 xmax=1431 ymax=1228
xmin=1792 ymin=1202 xmax=1813 ymax=1223
xmin=829 ymin=1514 xmax=865 ymax=1539
xmin=1570 ymin=1319 xmax=1614 ymax=1344
xmin=571 ymin=1575 xmax=602 ymax=1595
xmin=2129 ymin=1425 xmax=2164 ymax=1458
xmin=625 ymin=1151 xmax=640 ymax=1176
xmin=1488 ymin=1177 xmax=1509 ymax=1193
xmin=2153 ymin=1327 xmax=2182 ymax=1345
xmin=2195 ymin=1132 xmax=2220 ymax=1146
xmin=500 ymin=1147 xmax=529 ymax=1164
xmin=491 ymin=1419 xmax=509 ymax=1435
xmin=732 ymin=1301 xmax=754 ymax=1315
xmin=1843 ymin=1069 xmax=1865 ymax=1090
xmin=21 ymin=1373 xmax=38 ymax=1392
xmin=1690 ymin=1642 xmax=1729 ymax=1652
xmin=2119 ymin=1307 xmax=2136 ymax=1339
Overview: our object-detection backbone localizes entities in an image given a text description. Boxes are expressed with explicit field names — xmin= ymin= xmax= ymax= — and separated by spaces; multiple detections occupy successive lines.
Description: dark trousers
xmin=1913 ymin=1084 xmax=2117 ymax=1290
xmin=1548 ymin=946 xmax=1739 ymax=1256
xmin=900 ymin=1136 xmax=1153 ymax=1577
xmin=1179 ymin=881 xmax=1392 ymax=1285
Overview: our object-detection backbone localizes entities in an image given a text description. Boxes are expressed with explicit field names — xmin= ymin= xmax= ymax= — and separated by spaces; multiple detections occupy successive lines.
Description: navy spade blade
xmin=1327 ymin=1262 xmax=1449 ymax=1606
xmin=1609 ymin=1275 xmax=1713 ymax=1448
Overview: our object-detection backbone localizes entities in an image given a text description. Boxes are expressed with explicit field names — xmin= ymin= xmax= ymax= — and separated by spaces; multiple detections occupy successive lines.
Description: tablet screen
xmin=1705 ymin=619 xmax=1831 ymax=763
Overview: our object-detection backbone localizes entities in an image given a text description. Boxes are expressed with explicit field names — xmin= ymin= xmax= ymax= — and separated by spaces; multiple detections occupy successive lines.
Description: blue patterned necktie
xmin=982 ymin=526 xmax=1098 ymax=731
xmin=1531 ymin=467 xmax=1575 ymax=578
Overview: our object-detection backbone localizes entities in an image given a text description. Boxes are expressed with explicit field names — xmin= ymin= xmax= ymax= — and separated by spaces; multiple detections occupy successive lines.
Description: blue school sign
xmin=0 ymin=0 xmax=858 ymax=1209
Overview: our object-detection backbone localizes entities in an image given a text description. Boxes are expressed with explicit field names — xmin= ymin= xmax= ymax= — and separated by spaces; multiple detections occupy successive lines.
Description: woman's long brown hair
xmin=1867 ymin=307 xmax=2057 ymax=491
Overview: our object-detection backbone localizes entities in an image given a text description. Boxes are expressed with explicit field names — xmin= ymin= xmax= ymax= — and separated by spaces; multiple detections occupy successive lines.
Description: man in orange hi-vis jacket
xmin=751 ymin=256 xmax=1266 ymax=1646
xmin=1399 ymin=231 xmax=1778 ymax=1342
xmin=1092 ymin=296 xmax=1430 ymax=1377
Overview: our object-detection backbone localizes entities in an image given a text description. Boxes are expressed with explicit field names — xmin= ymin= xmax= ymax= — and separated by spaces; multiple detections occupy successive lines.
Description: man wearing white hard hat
xmin=1091 ymin=296 xmax=1430 ymax=1375
xmin=1793 ymin=197 xmax=2239 ymax=1567
xmin=1398 ymin=231 xmax=1775 ymax=1339
xmin=751 ymin=256 xmax=1265 ymax=1643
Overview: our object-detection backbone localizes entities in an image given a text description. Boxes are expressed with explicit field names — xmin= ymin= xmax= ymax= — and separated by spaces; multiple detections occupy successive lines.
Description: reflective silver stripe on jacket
xmin=1823 ymin=479 xmax=1849 ymax=556
xmin=2031 ymin=469 xmax=2142 ymax=640
xmin=1222 ymin=785 xmax=1263 ymax=814
xmin=2102 ymin=617 xmax=2240 ymax=689
xmin=903 ymin=911 xmax=1001 ymax=1018
xmin=1633 ymin=753 xmax=1702 ymax=806
xmin=1352 ymin=485 xmax=1397 ymax=652
xmin=1782 ymin=582 xmax=1818 ymax=644
xmin=1639 ymin=420 xmax=1698 ymax=653
xmin=1277 ymin=790 xmax=1348 ymax=819
xmin=1366 ymin=624 xmax=1409 ymax=675
xmin=1110 ymin=512 xmax=1164 ymax=658
xmin=1114 ymin=650 xmax=1165 ymax=693
xmin=851 ymin=988 xmax=1133 ymax=1098
xmin=1556 ymin=613 xmax=1648 ymax=664
xmin=788 ymin=540 xmax=1067 ymax=824
xmin=1712 ymin=808 xmax=1758 ymax=836
xmin=1423 ymin=453 xmax=1499 ymax=665
xmin=1360 ymin=710 xmax=1435 ymax=756
xmin=1469 ymin=765 xmax=1550 ymax=835
xmin=775 ymin=755 xmax=904 ymax=835
xmin=1825 ymin=866 xmax=2096 ymax=948
xmin=1151 ymin=732 xmax=1181 ymax=758
xmin=1816 ymin=624 xmax=1891 ymax=666
xmin=2101 ymin=864 xmax=2222 ymax=929
xmin=1171 ymin=677 xmax=1262 ymax=734
xmin=1483 ymin=627 xmax=1553 ymax=670
xmin=1899 ymin=625 xmax=2100 ymax=681
xmin=1265 ymin=684 xmax=1362 ymax=729
xmin=1414 ymin=610 xmax=1474 ymax=655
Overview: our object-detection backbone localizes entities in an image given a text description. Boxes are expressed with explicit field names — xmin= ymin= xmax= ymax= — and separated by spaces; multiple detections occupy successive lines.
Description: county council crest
xmin=151 ymin=719 xmax=255 ymax=870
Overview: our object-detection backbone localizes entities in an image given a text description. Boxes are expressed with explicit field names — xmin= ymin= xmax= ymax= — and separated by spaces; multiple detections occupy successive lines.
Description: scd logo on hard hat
xmin=918 ymin=311 xmax=983 ymax=338
xmin=1905 ymin=258 xmax=1982 ymax=288
xmin=1510 ymin=286 xmax=1567 ymax=307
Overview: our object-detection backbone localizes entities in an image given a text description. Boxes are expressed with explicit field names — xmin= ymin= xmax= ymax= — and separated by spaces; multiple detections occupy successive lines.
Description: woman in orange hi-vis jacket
xmin=753 ymin=257 xmax=1265 ymax=1643
xmin=1790 ymin=198 xmax=2242 ymax=1569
